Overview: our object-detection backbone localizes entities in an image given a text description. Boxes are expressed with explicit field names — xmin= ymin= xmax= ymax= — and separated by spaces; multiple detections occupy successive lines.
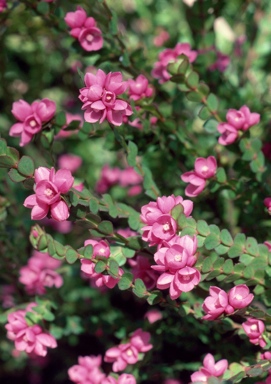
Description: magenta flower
xmin=152 ymin=43 xmax=197 ymax=83
xmin=209 ymin=51 xmax=230 ymax=72
xmin=129 ymin=255 xmax=158 ymax=290
xmin=19 ymin=251 xmax=63 ymax=295
xmin=202 ymin=286 xmax=228 ymax=320
xmin=24 ymin=167 xmax=74 ymax=221
xmin=79 ymin=69 xmax=133 ymax=126
xmin=153 ymin=29 xmax=170 ymax=47
xmin=140 ymin=195 xmax=193 ymax=246
xmin=68 ymin=355 xmax=105 ymax=384
xmin=58 ymin=154 xmax=82 ymax=173
xmin=55 ymin=112 xmax=83 ymax=139
xmin=181 ymin=156 xmax=217 ymax=197
xmin=117 ymin=374 xmax=137 ymax=384
xmin=242 ymin=318 xmax=266 ymax=347
xmin=226 ymin=284 xmax=254 ymax=313
xmin=9 ymin=98 xmax=56 ymax=147
xmin=127 ymin=74 xmax=153 ymax=101
xmin=130 ymin=328 xmax=153 ymax=353
xmin=0 ymin=0 xmax=7 ymax=12
xmin=191 ymin=353 xmax=228 ymax=382
xmin=5 ymin=305 xmax=57 ymax=356
xmin=144 ymin=309 xmax=162 ymax=324
xmin=264 ymin=198 xmax=271 ymax=214
xmin=64 ymin=7 xmax=103 ymax=52
xmin=217 ymin=105 xmax=260 ymax=146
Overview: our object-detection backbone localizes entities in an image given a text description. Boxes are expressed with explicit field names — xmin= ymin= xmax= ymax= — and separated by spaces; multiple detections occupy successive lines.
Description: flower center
xmin=163 ymin=223 xmax=170 ymax=231
xmin=251 ymin=324 xmax=257 ymax=331
xmin=182 ymin=275 xmax=191 ymax=281
xmin=29 ymin=119 xmax=37 ymax=128
xmin=174 ymin=254 xmax=182 ymax=262
xmin=44 ymin=188 xmax=55 ymax=198
xmin=235 ymin=294 xmax=242 ymax=300
xmin=126 ymin=349 xmax=133 ymax=356
xmin=86 ymin=34 xmax=94 ymax=42
xmin=202 ymin=165 xmax=208 ymax=172
xmin=105 ymin=92 xmax=114 ymax=102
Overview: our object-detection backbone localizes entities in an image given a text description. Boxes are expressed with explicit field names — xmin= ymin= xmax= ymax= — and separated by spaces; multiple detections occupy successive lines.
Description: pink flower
xmin=127 ymin=75 xmax=153 ymax=101
xmin=104 ymin=329 xmax=152 ymax=372
xmin=118 ymin=374 xmax=137 ymax=384
xmin=153 ymin=29 xmax=170 ymax=47
xmin=261 ymin=351 xmax=271 ymax=360
xmin=24 ymin=167 xmax=74 ymax=221
xmin=152 ymin=43 xmax=197 ymax=83
xmin=191 ymin=353 xmax=228 ymax=382
xmin=217 ymin=123 xmax=239 ymax=146
xmin=129 ymin=255 xmax=158 ymax=290
xmin=140 ymin=195 xmax=193 ymax=246
xmin=64 ymin=7 xmax=103 ymax=52
xmin=96 ymin=165 xmax=122 ymax=193
xmin=81 ymin=239 xmax=123 ymax=289
xmin=264 ymin=198 xmax=271 ymax=214
xmin=217 ymin=106 xmax=260 ymax=146
xmin=68 ymin=355 xmax=105 ymax=384
xmin=202 ymin=286 xmax=228 ymax=320
xmin=79 ymin=69 xmax=133 ymax=126
xmin=225 ymin=284 xmax=254 ymax=314
xmin=117 ymin=228 xmax=138 ymax=238
xmin=144 ymin=309 xmax=162 ymax=324
xmin=58 ymin=154 xmax=82 ymax=173
xmin=55 ymin=112 xmax=83 ymax=139
xmin=5 ymin=306 xmax=57 ymax=357
xmin=9 ymin=98 xmax=56 ymax=147
xmin=242 ymin=318 xmax=266 ymax=347
xmin=119 ymin=167 xmax=143 ymax=187
xmin=181 ymin=156 xmax=217 ymax=197
xmin=0 ymin=0 xmax=7 ymax=12
xmin=209 ymin=51 xmax=230 ymax=72
xmin=19 ymin=251 xmax=63 ymax=295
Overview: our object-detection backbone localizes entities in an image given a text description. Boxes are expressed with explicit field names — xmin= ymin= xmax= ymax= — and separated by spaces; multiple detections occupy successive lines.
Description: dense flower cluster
xmin=152 ymin=235 xmax=200 ymax=299
xmin=79 ymin=69 xmax=133 ymax=126
xmin=9 ymin=98 xmax=56 ymax=147
xmin=19 ymin=251 xmax=63 ymax=295
xmin=217 ymin=105 xmax=260 ymax=145
xmin=24 ymin=167 xmax=74 ymax=221
xmin=152 ymin=43 xmax=197 ymax=83
xmin=202 ymin=285 xmax=254 ymax=320
xmin=129 ymin=255 xmax=158 ymax=290
xmin=5 ymin=304 xmax=57 ymax=356
xmin=127 ymin=75 xmax=153 ymax=101
xmin=181 ymin=156 xmax=217 ymax=197
xmin=104 ymin=328 xmax=152 ymax=372
xmin=191 ymin=353 xmax=228 ymax=382
xmin=64 ymin=7 xmax=103 ymax=51
xmin=96 ymin=165 xmax=143 ymax=196
xmin=81 ymin=239 xmax=123 ymax=288
xmin=140 ymin=195 xmax=193 ymax=246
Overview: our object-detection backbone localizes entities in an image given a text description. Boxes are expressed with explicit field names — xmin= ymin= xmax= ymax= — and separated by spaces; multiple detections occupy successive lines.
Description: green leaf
xmin=118 ymin=272 xmax=133 ymax=290
xmin=205 ymin=234 xmax=220 ymax=250
xmin=83 ymin=245 xmax=93 ymax=259
xmin=215 ymin=244 xmax=229 ymax=255
xmin=132 ymin=278 xmax=147 ymax=298
xmin=108 ymin=259 xmax=119 ymax=278
xmin=206 ymin=93 xmax=219 ymax=111
xmin=186 ymin=91 xmax=202 ymax=102
xmin=239 ymin=253 xmax=253 ymax=265
xmin=171 ymin=204 xmax=184 ymax=220
xmin=37 ymin=1 xmax=49 ymax=14
xmin=147 ymin=290 xmax=162 ymax=305
xmin=0 ymin=139 xmax=7 ymax=155
xmin=95 ymin=260 xmax=107 ymax=273
xmin=109 ymin=10 xmax=118 ymax=35
xmin=97 ymin=221 xmax=113 ymax=235
xmin=65 ymin=248 xmax=79 ymax=264
xmin=8 ymin=168 xmax=26 ymax=182
xmin=127 ymin=141 xmax=138 ymax=167
xmin=198 ymin=106 xmax=211 ymax=120
xmin=220 ymin=229 xmax=233 ymax=246
xmin=223 ymin=259 xmax=234 ymax=274
xmin=202 ymin=256 xmax=213 ymax=273
xmin=0 ymin=147 xmax=20 ymax=168
xmin=177 ymin=55 xmax=190 ymax=74
xmin=186 ymin=71 xmax=199 ymax=88
xmin=216 ymin=167 xmax=227 ymax=183
xmin=17 ymin=156 xmax=35 ymax=176
xmin=203 ymin=119 xmax=218 ymax=134
xmin=122 ymin=247 xmax=135 ymax=258
xmin=103 ymin=194 xmax=118 ymax=218
xmin=197 ymin=220 xmax=210 ymax=236
xmin=55 ymin=111 xmax=66 ymax=127
xmin=198 ymin=83 xmax=210 ymax=96
xmin=245 ymin=237 xmax=259 ymax=256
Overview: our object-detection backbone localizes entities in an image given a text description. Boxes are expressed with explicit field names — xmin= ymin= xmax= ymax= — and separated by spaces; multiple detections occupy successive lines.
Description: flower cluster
xmin=127 ymin=75 xmax=153 ymax=101
xmin=242 ymin=318 xmax=266 ymax=347
xmin=181 ymin=156 xmax=217 ymax=197
xmin=96 ymin=165 xmax=143 ymax=196
xmin=55 ymin=112 xmax=83 ymax=139
xmin=9 ymin=98 xmax=56 ymax=147
xmin=68 ymin=354 xmax=136 ymax=384
xmin=24 ymin=167 xmax=74 ymax=221
xmin=129 ymin=255 xmax=159 ymax=290
xmin=81 ymin=239 xmax=123 ymax=288
xmin=79 ymin=69 xmax=133 ymax=126
xmin=191 ymin=353 xmax=228 ymax=383
xmin=104 ymin=328 xmax=152 ymax=372
xmin=202 ymin=285 xmax=254 ymax=320
xmin=217 ymin=105 xmax=260 ymax=146
xmin=152 ymin=235 xmax=200 ymax=299
xmin=58 ymin=153 xmax=82 ymax=173
xmin=140 ymin=195 xmax=193 ymax=246
xmin=0 ymin=0 xmax=7 ymax=12
xmin=64 ymin=7 xmax=103 ymax=51
xmin=5 ymin=304 xmax=57 ymax=356
xmin=19 ymin=251 xmax=63 ymax=295
xmin=152 ymin=43 xmax=197 ymax=83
